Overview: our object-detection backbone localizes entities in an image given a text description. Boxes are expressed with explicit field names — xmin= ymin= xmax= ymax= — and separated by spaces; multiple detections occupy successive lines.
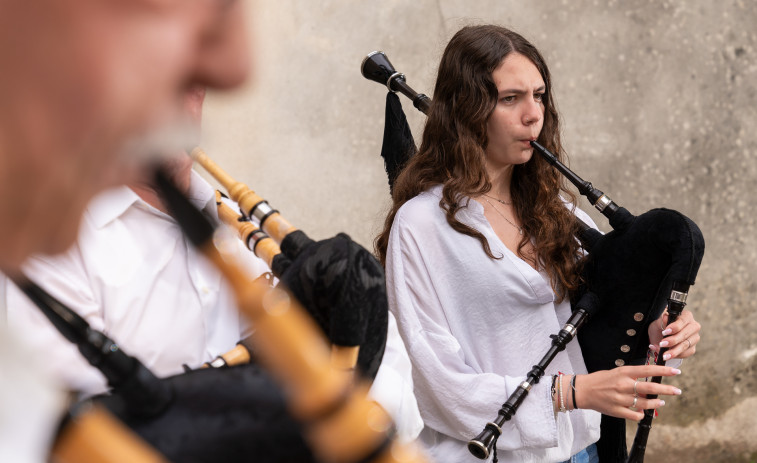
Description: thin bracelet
xmin=571 ymin=375 xmax=578 ymax=410
xmin=551 ymin=375 xmax=558 ymax=412
xmin=551 ymin=375 xmax=557 ymax=398
xmin=558 ymin=373 xmax=567 ymax=413
xmin=556 ymin=373 xmax=562 ymax=412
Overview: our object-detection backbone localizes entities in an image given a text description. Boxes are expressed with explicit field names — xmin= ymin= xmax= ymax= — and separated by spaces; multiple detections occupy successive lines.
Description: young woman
xmin=376 ymin=25 xmax=701 ymax=462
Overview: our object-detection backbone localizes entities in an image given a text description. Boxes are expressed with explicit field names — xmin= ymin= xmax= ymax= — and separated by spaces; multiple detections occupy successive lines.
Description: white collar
xmin=87 ymin=170 xmax=217 ymax=229
xmin=426 ymin=184 xmax=479 ymax=213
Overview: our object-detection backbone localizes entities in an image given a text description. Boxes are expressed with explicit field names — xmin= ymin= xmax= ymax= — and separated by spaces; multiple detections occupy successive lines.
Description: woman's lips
xmin=519 ymin=139 xmax=535 ymax=147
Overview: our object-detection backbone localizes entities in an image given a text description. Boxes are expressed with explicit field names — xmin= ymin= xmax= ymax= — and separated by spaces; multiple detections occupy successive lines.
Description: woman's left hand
xmin=648 ymin=308 xmax=701 ymax=361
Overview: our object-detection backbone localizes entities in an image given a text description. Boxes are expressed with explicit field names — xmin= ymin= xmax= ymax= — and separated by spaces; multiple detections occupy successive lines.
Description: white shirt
xmin=385 ymin=185 xmax=601 ymax=463
xmin=6 ymin=171 xmax=268 ymax=395
xmin=0 ymin=327 xmax=66 ymax=463
xmin=367 ymin=311 xmax=424 ymax=443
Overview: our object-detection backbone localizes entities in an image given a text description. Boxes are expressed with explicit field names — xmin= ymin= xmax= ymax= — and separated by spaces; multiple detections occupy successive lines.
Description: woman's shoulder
xmin=396 ymin=185 xmax=443 ymax=218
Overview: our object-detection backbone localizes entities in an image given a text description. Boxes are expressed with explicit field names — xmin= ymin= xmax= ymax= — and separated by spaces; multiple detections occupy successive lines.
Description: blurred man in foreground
xmin=0 ymin=1 xmax=250 ymax=460
xmin=0 ymin=0 xmax=249 ymax=270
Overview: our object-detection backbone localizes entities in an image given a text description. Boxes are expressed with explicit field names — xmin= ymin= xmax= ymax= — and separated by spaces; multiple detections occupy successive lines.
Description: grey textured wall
xmin=202 ymin=1 xmax=757 ymax=461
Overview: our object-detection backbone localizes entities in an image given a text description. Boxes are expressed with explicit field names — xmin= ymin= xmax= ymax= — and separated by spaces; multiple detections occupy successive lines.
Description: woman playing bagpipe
xmin=375 ymin=25 xmax=702 ymax=462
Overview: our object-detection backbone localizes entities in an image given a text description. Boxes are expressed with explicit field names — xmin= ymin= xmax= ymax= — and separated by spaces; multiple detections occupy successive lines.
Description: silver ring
xmin=633 ymin=380 xmax=639 ymax=396
xmin=685 ymin=338 xmax=692 ymax=350
xmin=660 ymin=309 xmax=668 ymax=331
xmin=631 ymin=396 xmax=638 ymax=408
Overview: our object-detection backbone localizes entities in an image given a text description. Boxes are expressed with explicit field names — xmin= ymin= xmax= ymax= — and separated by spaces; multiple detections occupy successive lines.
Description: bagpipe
xmin=361 ymin=51 xmax=705 ymax=462
xmin=193 ymin=148 xmax=388 ymax=379
xmin=11 ymin=159 xmax=427 ymax=462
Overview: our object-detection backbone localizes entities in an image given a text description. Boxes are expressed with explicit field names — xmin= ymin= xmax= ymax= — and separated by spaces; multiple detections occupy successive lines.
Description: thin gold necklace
xmin=483 ymin=193 xmax=513 ymax=205
xmin=483 ymin=197 xmax=523 ymax=235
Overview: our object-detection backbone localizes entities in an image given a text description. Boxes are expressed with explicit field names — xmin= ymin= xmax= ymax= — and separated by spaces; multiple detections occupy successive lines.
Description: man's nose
xmin=190 ymin=1 xmax=250 ymax=90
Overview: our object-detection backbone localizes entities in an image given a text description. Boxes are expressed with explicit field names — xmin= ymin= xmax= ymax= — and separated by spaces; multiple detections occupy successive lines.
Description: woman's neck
xmin=484 ymin=161 xmax=515 ymax=201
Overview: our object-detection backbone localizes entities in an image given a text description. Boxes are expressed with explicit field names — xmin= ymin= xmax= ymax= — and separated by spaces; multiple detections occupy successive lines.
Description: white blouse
xmin=385 ymin=185 xmax=601 ymax=463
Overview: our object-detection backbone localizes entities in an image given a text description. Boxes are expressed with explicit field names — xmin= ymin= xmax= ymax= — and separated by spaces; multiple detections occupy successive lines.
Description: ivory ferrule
xmin=669 ymin=290 xmax=688 ymax=304
xmin=594 ymin=195 xmax=613 ymax=212
xmin=386 ymin=72 xmax=405 ymax=92
xmin=485 ymin=421 xmax=502 ymax=435
xmin=249 ymin=200 xmax=276 ymax=225
xmin=562 ymin=324 xmax=577 ymax=337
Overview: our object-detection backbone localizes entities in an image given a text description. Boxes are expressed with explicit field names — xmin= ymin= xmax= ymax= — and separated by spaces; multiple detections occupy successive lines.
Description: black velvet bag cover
xmin=278 ymin=231 xmax=389 ymax=380
xmin=578 ymin=208 xmax=704 ymax=372
xmin=94 ymin=363 xmax=315 ymax=463
xmin=577 ymin=207 xmax=705 ymax=461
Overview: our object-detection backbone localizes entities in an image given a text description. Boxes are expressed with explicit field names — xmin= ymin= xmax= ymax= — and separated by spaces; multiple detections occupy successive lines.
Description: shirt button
xmin=626 ymin=329 xmax=637 ymax=336
xmin=615 ymin=359 xmax=625 ymax=367
xmin=633 ymin=312 xmax=644 ymax=322
xmin=620 ymin=345 xmax=631 ymax=353
xmin=202 ymin=286 xmax=210 ymax=294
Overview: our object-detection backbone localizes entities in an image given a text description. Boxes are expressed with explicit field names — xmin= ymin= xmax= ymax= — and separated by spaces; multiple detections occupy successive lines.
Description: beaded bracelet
xmin=558 ymin=373 xmax=567 ymax=413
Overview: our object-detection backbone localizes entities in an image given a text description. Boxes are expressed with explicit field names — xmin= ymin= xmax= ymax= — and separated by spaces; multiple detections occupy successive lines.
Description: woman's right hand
xmin=574 ymin=365 xmax=682 ymax=421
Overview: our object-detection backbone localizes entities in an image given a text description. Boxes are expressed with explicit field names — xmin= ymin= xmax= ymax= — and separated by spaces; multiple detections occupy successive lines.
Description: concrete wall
xmin=202 ymin=1 xmax=757 ymax=461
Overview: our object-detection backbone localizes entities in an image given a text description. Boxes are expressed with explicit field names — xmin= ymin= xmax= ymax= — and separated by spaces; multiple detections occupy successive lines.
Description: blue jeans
xmin=559 ymin=443 xmax=599 ymax=463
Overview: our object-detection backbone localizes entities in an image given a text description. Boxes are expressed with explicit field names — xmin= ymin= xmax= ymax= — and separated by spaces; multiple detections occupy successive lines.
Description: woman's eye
xmin=501 ymin=95 xmax=516 ymax=103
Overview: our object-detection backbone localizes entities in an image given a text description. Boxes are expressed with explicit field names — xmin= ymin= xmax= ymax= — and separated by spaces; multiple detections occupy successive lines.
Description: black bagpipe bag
xmin=94 ymin=362 xmax=316 ymax=463
xmin=577 ymin=207 xmax=705 ymax=372
xmin=576 ymin=207 xmax=705 ymax=462
xmin=277 ymin=230 xmax=389 ymax=381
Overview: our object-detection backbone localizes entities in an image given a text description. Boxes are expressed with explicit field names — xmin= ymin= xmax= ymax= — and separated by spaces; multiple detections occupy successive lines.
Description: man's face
xmin=0 ymin=0 xmax=249 ymax=269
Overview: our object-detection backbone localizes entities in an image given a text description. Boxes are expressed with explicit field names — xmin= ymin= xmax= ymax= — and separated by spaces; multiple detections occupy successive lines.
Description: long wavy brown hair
xmin=375 ymin=25 xmax=583 ymax=301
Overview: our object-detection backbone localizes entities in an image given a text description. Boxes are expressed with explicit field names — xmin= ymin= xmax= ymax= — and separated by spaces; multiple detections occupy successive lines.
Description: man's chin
xmin=40 ymin=229 xmax=79 ymax=257
xmin=1 ymin=224 xmax=79 ymax=273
